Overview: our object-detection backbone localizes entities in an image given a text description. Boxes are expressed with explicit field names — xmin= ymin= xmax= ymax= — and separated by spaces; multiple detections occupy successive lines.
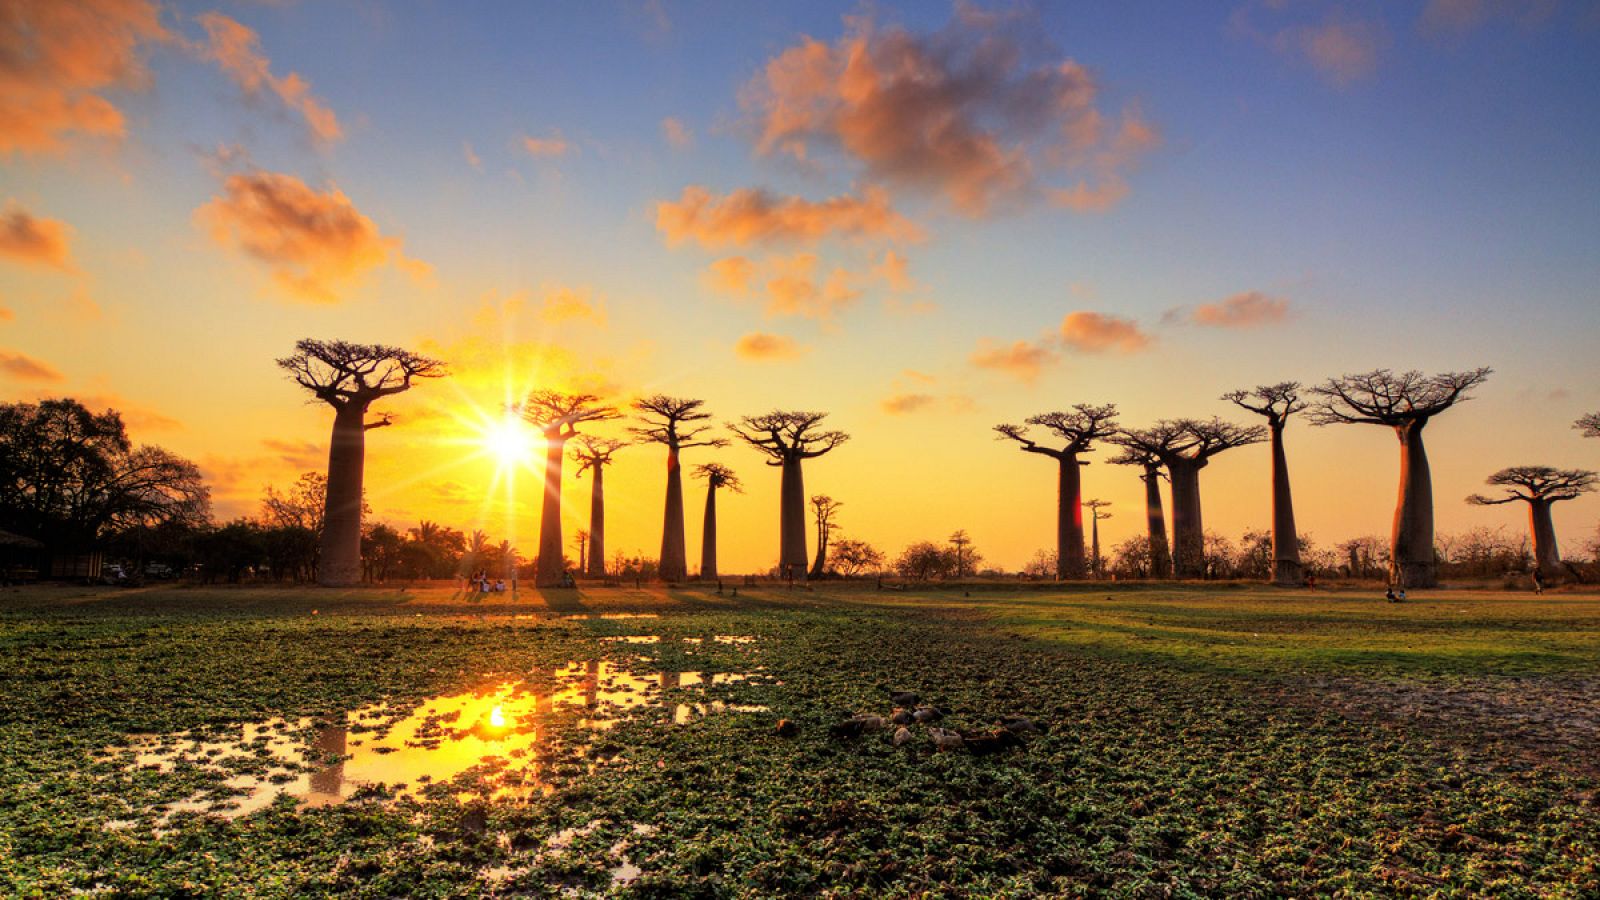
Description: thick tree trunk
xmin=319 ymin=405 xmax=366 ymax=587
xmin=1057 ymin=454 xmax=1086 ymax=579
xmin=1391 ymin=421 xmax=1437 ymax=588
xmin=1528 ymin=499 xmax=1561 ymax=581
xmin=1169 ymin=459 xmax=1204 ymax=579
xmin=537 ymin=436 xmax=567 ymax=587
xmin=1269 ymin=422 xmax=1304 ymax=586
xmin=779 ymin=457 xmax=807 ymax=579
xmin=586 ymin=465 xmax=606 ymax=578
xmin=701 ymin=485 xmax=718 ymax=580
xmin=1143 ymin=466 xmax=1172 ymax=578
xmin=659 ymin=446 xmax=688 ymax=582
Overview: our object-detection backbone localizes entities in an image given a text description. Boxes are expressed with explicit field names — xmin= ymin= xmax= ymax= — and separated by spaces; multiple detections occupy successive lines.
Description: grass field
xmin=2 ymin=582 xmax=1597 ymax=897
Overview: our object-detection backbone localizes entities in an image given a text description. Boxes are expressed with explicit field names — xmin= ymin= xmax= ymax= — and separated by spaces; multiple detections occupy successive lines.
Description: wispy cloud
xmin=0 ymin=201 xmax=76 ymax=271
xmin=735 ymin=332 xmax=806 ymax=361
xmin=657 ymin=185 xmax=922 ymax=249
xmin=0 ymin=0 xmax=168 ymax=155
xmin=0 ymin=350 xmax=65 ymax=382
xmin=1059 ymin=311 xmax=1150 ymax=353
xmin=661 ymin=117 xmax=693 ymax=150
xmin=521 ymin=130 xmax=573 ymax=157
xmin=195 ymin=12 xmax=342 ymax=144
xmin=1192 ymin=291 xmax=1292 ymax=328
xmin=540 ymin=286 xmax=607 ymax=327
xmin=740 ymin=7 xmax=1158 ymax=215
xmin=970 ymin=338 xmax=1059 ymax=384
xmin=194 ymin=170 xmax=431 ymax=302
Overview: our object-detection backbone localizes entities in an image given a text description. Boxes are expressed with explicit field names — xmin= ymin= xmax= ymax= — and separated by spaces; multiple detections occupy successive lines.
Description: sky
xmin=2 ymin=0 xmax=1598 ymax=572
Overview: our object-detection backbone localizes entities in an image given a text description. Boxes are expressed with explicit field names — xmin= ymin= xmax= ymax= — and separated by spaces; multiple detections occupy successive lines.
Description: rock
xmin=773 ymin=719 xmax=799 ymax=737
xmin=892 ymin=726 xmax=913 ymax=746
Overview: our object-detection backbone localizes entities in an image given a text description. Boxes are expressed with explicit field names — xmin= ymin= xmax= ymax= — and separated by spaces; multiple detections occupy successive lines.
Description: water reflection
xmin=109 ymin=660 xmax=769 ymax=819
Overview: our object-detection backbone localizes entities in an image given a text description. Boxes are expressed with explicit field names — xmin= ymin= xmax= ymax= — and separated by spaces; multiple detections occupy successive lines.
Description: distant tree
xmin=1022 ymin=548 xmax=1060 ymax=579
xmin=1577 ymin=413 xmax=1600 ymax=439
xmin=192 ymin=519 xmax=265 ymax=584
xmin=631 ymin=396 xmax=727 ymax=582
xmin=694 ymin=463 xmax=741 ymax=580
xmin=0 ymin=399 xmax=209 ymax=548
xmin=571 ymin=436 xmax=627 ymax=578
xmin=517 ymin=391 xmax=618 ymax=586
xmin=994 ymin=404 xmax=1119 ymax=579
xmin=809 ymin=495 xmax=844 ymax=578
xmin=361 ymin=523 xmax=404 ymax=583
xmin=1224 ymin=382 xmax=1306 ymax=585
xmin=1109 ymin=536 xmax=1151 ymax=579
xmin=260 ymin=472 xmax=334 ymax=534
xmin=1082 ymin=500 xmax=1111 ymax=578
xmin=277 ymin=340 xmax=445 ymax=586
xmin=1114 ymin=419 xmax=1265 ymax=579
xmin=895 ymin=541 xmax=953 ymax=581
xmin=945 ymin=529 xmax=984 ymax=578
xmin=405 ymin=520 xmax=465 ymax=578
xmin=1338 ymin=536 xmax=1390 ymax=579
xmin=1234 ymin=529 xmax=1274 ymax=581
xmin=729 ymin=410 xmax=849 ymax=580
xmin=1107 ymin=445 xmax=1171 ymax=578
xmin=573 ymin=529 xmax=590 ymax=571
xmin=830 ymin=538 xmax=885 ymax=576
xmin=1308 ymin=368 xmax=1491 ymax=588
xmin=1202 ymin=531 xmax=1237 ymax=579
xmin=1468 ymin=466 xmax=1597 ymax=581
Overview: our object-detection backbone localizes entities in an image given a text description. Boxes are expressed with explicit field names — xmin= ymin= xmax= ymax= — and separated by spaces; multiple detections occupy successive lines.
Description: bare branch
xmin=571 ymin=436 xmax=628 ymax=475
xmin=1576 ymin=412 xmax=1600 ymax=439
xmin=694 ymin=462 xmax=742 ymax=493
xmin=516 ymin=390 xmax=619 ymax=440
xmin=276 ymin=339 xmax=446 ymax=410
xmin=629 ymin=394 xmax=729 ymax=450
xmin=729 ymin=410 xmax=849 ymax=462
xmin=1473 ymin=465 xmax=1598 ymax=505
xmin=1223 ymin=382 xmax=1302 ymax=424
xmin=1307 ymin=368 xmax=1491 ymax=427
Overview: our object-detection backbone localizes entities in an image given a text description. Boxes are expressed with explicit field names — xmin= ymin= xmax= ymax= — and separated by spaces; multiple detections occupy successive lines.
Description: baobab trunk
xmin=701 ymin=484 xmax=719 ymax=580
xmin=1268 ymin=423 xmax=1303 ymax=586
xmin=1057 ymin=455 xmax=1087 ymax=579
xmin=1168 ymin=460 xmax=1204 ymax=579
xmin=779 ymin=458 xmax=807 ymax=579
xmin=1142 ymin=466 xmax=1172 ymax=578
xmin=1528 ymin=499 xmax=1561 ymax=581
xmin=319 ymin=405 xmax=367 ymax=586
xmin=537 ymin=437 xmax=566 ymax=587
xmin=659 ymin=448 xmax=688 ymax=582
xmin=586 ymin=465 xmax=606 ymax=578
xmin=809 ymin=522 xmax=828 ymax=579
xmin=1391 ymin=422 xmax=1437 ymax=588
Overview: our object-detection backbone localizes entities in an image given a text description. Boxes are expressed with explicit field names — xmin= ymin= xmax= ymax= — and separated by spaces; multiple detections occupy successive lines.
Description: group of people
xmin=467 ymin=571 xmax=509 ymax=594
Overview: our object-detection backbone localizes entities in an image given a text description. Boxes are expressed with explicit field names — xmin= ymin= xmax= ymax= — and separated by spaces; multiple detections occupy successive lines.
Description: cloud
xmin=540 ymin=286 xmax=606 ymax=326
xmin=0 ymin=350 xmax=65 ymax=382
xmin=762 ymin=253 xmax=860 ymax=322
xmin=1191 ymin=291 xmax=1291 ymax=328
xmin=881 ymin=393 xmax=936 ymax=415
xmin=0 ymin=202 xmax=75 ymax=271
xmin=703 ymin=256 xmax=757 ymax=296
xmin=1272 ymin=16 xmax=1386 ymax=87
xmin=195 ymin=12 xmax=342 ymax=144
xmin=871 ymin=250 xmax=917 ymax=292
xmin=735 ymin=332 xmax=806 ymax=361
xmin=902 ymin=369 xmax=935 ymax=384
xmin=656 ymin=184 xmax=922 ymax=249
xmin=463 ymin=141 xmax=482 ymax=170
xmin=261 ymin=437 xmax=322 ymax=469
xmin=521 ymin=131 xmax=573 ymax=157
xmin=661 ymin=117 xmax=693 ymax=149
xmin=0 ymin=0 xmax=168 ymax=155
xmin=739 ymin=8 xmax=1158 ymax=215
xmin=1420 ymin=0 xmax=1559 ymax=36
xmin=1059 ymin=311 xmax=1150 ymax=353
xmin=194 ymin=170 xmax=431 ymax=302
xmin=0 ymin=307 xmax=12 ymax=322
xmin=970 ymin=338 xmax=1058 ymax=384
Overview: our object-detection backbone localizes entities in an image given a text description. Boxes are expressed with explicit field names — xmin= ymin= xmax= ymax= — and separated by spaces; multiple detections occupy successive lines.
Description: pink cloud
xmin=0 ymin=201 xmax=75 ymax=271
xmin=196 ymin=12 xmax=342 ymax=144
xmin=735 ymin=332 xmax=806 ymax=361
xmin=1192 ymin=291 xmax=1292 ymax=328
xmin=1059 ymin=311 xmax=1150 ymax=353
xmin=970 ymin=338 xmax=1059 ymax=384
xmin=656 ymin=185 xmax=921 ymax=249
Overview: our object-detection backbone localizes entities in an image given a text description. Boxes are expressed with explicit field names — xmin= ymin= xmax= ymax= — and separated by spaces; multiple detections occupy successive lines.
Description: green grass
xmin=1 ymin=582 xmax=1597 ymax=897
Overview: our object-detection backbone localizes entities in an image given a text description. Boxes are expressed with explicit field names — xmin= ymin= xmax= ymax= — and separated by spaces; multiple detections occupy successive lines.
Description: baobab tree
xmin=949 ymin=529 xmax=975 ymax=578
xmin=994 ymin=404 xmax=1119 ymax=579
xmin=1224 ymin=382 xmax=1306 ymax=586
xmin=630 ymin=395 xmax=727 ymax=583
xmin=1467 ymin=466 xmax=1596 ymax=582
xmin=1082 ymin=499 xmax=1111 ymax=578
xmin=1114 ymin=419 xmax=1265 ymax=579
xmin=1308 ymin=368 xmax=1491 ymax=588
xmin=571 ymin=436 xmax=626 ymax=578
xmin=1108 ymin=446 xmax=1172 ymax=578
xmin=694 ymin=463 xmax=740 ymax=580
xmin=517 ymin=391 xmax=618 ymax=586
xmin=729 ymin=410 xmax=849 ymax=580
xmin=809 ymin=495 xmax=843 ymax=578
xmin=277 ymin=339 xmax=444 ymax=586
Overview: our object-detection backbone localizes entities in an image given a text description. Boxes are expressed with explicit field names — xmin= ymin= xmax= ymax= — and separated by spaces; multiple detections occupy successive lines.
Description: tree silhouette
xmin=994 ymin=404 xmax=1119 ymax=579
xmin=1107 ymin=445 xmax=1171 ymax=578
xmin=1224 ymin=382 xmax=1306 ymax=586
xmin=1082 ymin=499 xmax=1111 ymax=579
xmin=571 ymin=436 xmax=627 ymax=578
xmin=1468 ymin=466 xmax=1596 ymax=581
xmin=729 ymin=410 xmax=849 ymax=580
xmin=948 ymin=529 xmax=975 ymax=578
xmin=1309 ymin=368 xmax=1491 ymax=588
xmin=517 ymin=391 xmax=618 ymax=586
xmin=1114 ymin=419 xmax=1265 ymax=579
xmin=1578 ymin=413 xmax=1600 ymax=439
xmin=694 ymin=463 xmax=741 ymax=580
xmin=630 ymin=395 xmax=727 ymax=582
xmin=277 ymin=340 xmax=444 ymax=586
xmin=809 ymin=495 xmax=843 ymax=578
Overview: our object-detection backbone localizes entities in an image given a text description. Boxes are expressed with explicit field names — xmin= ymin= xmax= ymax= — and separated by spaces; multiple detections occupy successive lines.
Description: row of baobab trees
xmin=278 ymin=339 xmax=1598 ymax=589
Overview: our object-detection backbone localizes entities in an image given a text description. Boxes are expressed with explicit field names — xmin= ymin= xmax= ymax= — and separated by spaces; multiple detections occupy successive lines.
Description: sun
xmin=480 ymin=416 xmax=535 ymax=467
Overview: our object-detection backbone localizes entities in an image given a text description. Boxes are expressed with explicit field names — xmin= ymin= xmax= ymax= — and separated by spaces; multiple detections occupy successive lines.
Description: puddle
xmin=105 ymin=662 xmax=770 ymax=819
